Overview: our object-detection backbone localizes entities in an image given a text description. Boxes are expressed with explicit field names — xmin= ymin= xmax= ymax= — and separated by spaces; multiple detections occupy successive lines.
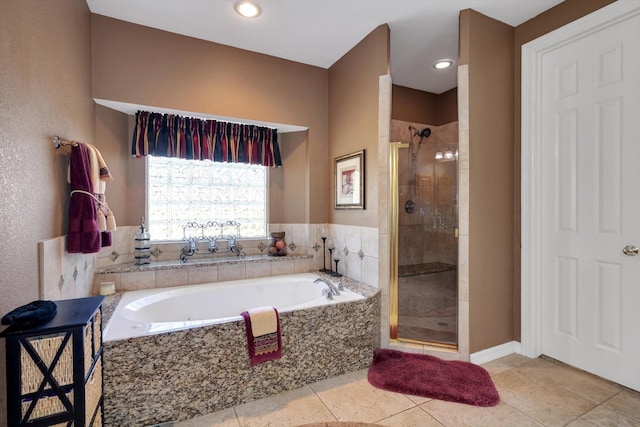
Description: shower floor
xmin=397 ymin=266 xmax=457 ymax=346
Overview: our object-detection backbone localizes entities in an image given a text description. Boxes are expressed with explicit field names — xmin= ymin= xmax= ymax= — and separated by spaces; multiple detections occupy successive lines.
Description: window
xmin=147 ymin=156 xmax=267 ymax=241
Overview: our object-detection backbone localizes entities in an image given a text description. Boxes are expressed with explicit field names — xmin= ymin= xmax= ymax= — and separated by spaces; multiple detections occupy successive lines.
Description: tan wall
xmin=459 ymin=9 xmax=515 ymax=353
xmin=91 ymin=15 xmax=330 ymax=225
xmin=391 ymin=85 xmax=438 ymax=124
xmin=392 ymin=85 xmax=458 ymax=127
xmin=437 ymin=88 xmax=458 ymax=125
xmin=328 ymin=25 xmax=390 ymax=228
xmin=511 ymin=0 xmax=616 ymax=342
xmin=0 ymin=0 xmax=94 ymax=420
xmin=95 ymin=105 xmax=136 ymax=225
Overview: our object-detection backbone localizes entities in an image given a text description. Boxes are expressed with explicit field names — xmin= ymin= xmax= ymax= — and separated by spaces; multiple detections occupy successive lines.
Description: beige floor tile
xmin=174 ymin=408 xmax=240 ymax=427
xmin=566 ymin=405 xmax=640 ymax=426
xmin=310 ymin=369 xmax=415 ymax=423
xmin=604 ymin=390 xmax=640 ymax=421
xmin=235 ymin=385 xmax=336 ymax=427
xmin=481 ymin=353 xmax=532 ymax=376
xmin=492 ymin=368 xmax=596 ymax=427
xmin=404 ymin=394 xmax=432 ymax=406
xmin=514 ymin=358 xmax=621 ymax=403
xmin=376 ymin=406 xmax=443 ymax=427
xmin=421 ymin=400 xmax=543 ymax=427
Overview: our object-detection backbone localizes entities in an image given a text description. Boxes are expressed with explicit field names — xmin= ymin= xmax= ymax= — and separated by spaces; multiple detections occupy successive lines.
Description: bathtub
xmin=102 ymin=272 xmax=381 ymax=426
xmin=104 ymin=273 xmax=364 ymax=341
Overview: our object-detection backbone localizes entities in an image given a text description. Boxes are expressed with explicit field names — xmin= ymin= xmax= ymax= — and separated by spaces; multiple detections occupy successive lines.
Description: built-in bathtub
xmin=102 ymin=272 xmax=380 ymax=426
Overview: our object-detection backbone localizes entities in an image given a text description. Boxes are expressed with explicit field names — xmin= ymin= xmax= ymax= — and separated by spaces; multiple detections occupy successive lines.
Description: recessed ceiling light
xmin=235 ymin=1 xmax=261 ymax=18
xmin=434 ymin=59 xmax=454 ymax=69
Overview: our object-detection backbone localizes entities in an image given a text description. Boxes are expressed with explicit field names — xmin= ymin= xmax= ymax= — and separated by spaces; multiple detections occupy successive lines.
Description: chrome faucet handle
xmin=336 ymin=279 xmax=345 ymax=291
xmin=322 ymin=288 xmax=334 ymax=300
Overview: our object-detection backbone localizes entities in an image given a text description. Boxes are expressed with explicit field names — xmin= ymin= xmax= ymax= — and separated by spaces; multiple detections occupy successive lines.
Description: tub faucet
xmin=314 ymin=277 xmax=340 ymax=298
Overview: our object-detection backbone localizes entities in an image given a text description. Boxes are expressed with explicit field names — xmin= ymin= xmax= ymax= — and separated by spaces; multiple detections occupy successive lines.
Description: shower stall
xmin=390 ymin=122 xmax=459 ymax=348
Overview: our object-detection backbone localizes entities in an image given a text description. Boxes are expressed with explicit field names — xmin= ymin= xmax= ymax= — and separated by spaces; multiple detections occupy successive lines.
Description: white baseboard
xmin=470 ymin=341 xmax=522 ymax=365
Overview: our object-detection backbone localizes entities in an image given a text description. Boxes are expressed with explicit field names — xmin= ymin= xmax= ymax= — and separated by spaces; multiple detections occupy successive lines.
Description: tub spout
xmin=314 ymin=277 xmax=340 ymax=297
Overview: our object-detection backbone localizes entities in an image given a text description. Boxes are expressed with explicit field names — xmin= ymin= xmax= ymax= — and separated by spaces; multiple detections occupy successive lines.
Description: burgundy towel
xmin=67 ymin=144 xmax=101 ymax=254
xmin=241 ymin=308 xmax=282 ymax=366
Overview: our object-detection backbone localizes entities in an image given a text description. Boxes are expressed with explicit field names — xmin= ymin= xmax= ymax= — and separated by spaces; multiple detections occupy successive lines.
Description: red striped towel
xmin=241 ymin=307 xmax=282 ymax=365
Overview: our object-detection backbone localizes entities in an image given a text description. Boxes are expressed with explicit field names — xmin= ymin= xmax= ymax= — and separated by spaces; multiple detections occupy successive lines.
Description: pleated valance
xmin=131 ymin=111 xmax=282 ymax=167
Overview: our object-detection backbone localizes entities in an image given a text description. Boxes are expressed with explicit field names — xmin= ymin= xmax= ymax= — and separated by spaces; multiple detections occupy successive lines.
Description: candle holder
xmin=327 ymin=239 xmax=335 ymax=274
xmin=320 ymin=228 xmax=329 ymax=272
xmin=332 ymin=249 xmax=342 ymax=277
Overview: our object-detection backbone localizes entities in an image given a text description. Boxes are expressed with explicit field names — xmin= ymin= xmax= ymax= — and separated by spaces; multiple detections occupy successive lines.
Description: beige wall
xmin=328 ymin=25 xmax=390 ymax=228
xmin=95 ymin=105 xmax=136 ymax=225
xmin=459 ymin=9 xmax=515 ymax=353
xmin=437 ymin=88 xmax=458 ymax=125
xmin=91 ymin=15 xmax=330 ymax=225
xmin=391 ymin=85 xmax=438 ymax=124
xmin=511 ymin=0 xmax=616 ymax=341
xmin=459 ymin=0 xmax=616 ymax=352
xmin=0 ymin=0 xmax=94 ymax=420
xmin=392 ymin=85 xmax=458 ymax=126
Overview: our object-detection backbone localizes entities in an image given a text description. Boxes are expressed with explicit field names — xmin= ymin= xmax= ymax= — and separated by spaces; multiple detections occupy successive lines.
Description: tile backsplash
xmin=39 ymin=223 xmax=380 ymax=299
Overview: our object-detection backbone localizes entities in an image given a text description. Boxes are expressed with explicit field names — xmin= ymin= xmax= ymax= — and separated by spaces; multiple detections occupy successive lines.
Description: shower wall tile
xmin=459 ymin=168 xmax=470 ymax=236
xmin=458 ymin=234 xmax=469 ymax=302
xmin=458 ymin=300 xmax=470 ymax=360
xmin=438 ymin=121 xmax=459 ymax=144
xmin=377 ymin=232 xmax=390 ymax=294
xmin=458 ymin=65 xmax=470 ymax=132
xmin=459 ymin=128 xmax=470 ymax=171
xmin=380 ymin=294 xmax=390 ymax=348
xmin=379 ymin=75 xmax=392 ymax=139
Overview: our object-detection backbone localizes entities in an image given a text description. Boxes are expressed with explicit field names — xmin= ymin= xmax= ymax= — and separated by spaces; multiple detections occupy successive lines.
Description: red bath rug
xmin=367 ymin=349 xmax=499 ymax=406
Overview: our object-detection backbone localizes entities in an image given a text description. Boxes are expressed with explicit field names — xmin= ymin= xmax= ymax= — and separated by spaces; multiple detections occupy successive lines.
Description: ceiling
xmin=86 ymin=0 xmax=563 ymax=95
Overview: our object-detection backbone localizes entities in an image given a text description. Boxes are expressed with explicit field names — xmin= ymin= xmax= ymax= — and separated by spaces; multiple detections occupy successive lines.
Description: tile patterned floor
xmin=174 ymin=354 xmax=640 ymax=427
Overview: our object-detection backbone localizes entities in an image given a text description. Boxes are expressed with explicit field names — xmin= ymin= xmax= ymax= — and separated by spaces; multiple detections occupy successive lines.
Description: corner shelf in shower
xmin=398 ymin=262 xmax=457 ymax=277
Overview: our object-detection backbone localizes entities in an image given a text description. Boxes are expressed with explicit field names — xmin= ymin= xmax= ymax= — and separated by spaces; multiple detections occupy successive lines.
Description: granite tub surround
xmin=102 ymin=278 xmax=381 ymax=426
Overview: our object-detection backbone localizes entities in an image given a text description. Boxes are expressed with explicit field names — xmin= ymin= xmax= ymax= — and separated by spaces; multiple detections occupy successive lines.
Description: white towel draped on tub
xmin=241 ymin=306 xmax=282 ymax=365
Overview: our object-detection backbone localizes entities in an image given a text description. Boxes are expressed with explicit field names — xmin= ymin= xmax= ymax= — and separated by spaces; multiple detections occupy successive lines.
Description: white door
xmin=531 ymin=2 xmax=640 ymax=391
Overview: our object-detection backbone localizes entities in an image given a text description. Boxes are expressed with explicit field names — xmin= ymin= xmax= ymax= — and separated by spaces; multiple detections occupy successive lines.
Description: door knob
xmin=622 ymin=245 xmax=639 ymax=256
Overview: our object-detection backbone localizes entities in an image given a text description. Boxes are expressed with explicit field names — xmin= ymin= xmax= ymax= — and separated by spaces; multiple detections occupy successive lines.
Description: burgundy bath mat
xmin=368 ymin=349 xmax=499 ymax=406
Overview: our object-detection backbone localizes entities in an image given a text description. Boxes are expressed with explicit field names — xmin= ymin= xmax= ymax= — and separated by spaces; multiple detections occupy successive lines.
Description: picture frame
xmin=334 ymin=150 xmax=365 ymax=209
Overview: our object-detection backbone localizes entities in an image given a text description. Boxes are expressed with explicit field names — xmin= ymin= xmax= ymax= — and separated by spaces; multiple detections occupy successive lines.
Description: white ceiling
xmin=86 ymin=0 xmax=563 ymax=94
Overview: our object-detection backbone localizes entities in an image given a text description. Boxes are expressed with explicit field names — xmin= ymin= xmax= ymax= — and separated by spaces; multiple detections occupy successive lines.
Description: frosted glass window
xmin=147 ymin=156 xmax=267 ymax=241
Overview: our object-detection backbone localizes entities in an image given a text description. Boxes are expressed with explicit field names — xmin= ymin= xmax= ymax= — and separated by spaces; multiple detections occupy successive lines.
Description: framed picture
xmin=334 ymin=150 xmax=365 ymax=209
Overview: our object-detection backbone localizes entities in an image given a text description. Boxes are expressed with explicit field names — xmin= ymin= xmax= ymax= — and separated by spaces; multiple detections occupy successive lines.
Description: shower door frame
xmin=389 ymin=142 xmax=458 ymax=349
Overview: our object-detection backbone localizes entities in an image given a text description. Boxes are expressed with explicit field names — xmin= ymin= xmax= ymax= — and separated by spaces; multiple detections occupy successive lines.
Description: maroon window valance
xmin=131 ymin=111 xmax=282 ymax=167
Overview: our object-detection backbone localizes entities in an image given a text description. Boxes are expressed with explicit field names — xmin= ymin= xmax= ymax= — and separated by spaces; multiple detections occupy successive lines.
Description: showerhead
xmin=408 ymin=126 xmax=431 ymax=140
xmin=418 ymin=127 xmax=431 ymax=138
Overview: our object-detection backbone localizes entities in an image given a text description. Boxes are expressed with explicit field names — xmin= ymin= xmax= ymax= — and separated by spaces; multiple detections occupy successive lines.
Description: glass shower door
xmin=390 ymin=139 xmax=458 ymax=347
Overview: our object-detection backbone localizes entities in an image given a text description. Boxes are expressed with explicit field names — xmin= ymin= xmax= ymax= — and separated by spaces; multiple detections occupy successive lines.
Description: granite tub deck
xmin=101 ymin=273 xmax=381 ymax=426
